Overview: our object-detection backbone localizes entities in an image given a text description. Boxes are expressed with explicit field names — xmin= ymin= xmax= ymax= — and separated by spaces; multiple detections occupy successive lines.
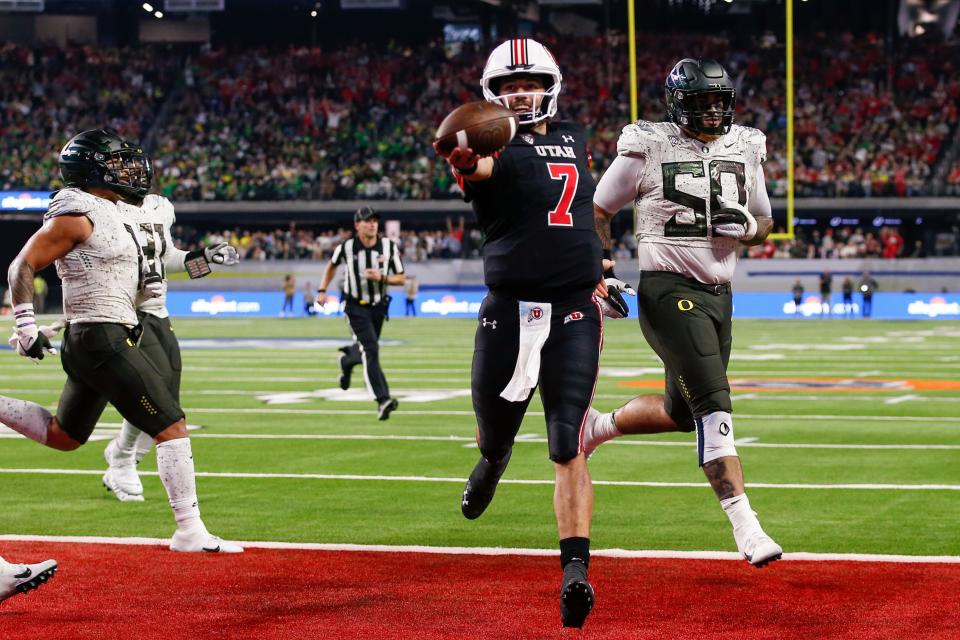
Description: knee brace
xmin=695 ymin=411 xmax=737 ymax=466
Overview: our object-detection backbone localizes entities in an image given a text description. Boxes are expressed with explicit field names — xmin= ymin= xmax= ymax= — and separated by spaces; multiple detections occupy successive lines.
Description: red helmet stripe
xmin=520 ymin=38 xmax=528 ymax=65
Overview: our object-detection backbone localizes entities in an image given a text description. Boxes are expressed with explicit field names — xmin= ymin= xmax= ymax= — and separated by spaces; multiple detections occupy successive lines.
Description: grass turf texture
xmin=1 ymin=317 xmax=958 ymax=556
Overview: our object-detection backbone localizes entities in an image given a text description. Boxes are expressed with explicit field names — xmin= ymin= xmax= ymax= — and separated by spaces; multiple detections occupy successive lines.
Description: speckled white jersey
xmin=119 ymin=194 xmax=177 ymax=319
xmin=618 ymin=120 xmax=767 ymax=284
xmin=45 ymin=188 xmax=140 ymax=326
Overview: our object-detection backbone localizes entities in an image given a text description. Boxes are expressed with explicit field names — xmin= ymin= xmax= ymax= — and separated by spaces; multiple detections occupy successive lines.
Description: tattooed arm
xmin=8 ymin=214 xmax=92 ymax=305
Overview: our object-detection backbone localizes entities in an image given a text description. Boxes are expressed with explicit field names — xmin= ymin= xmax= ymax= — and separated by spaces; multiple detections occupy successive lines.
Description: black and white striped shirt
xmin=331 ymin=236 xmax=404 ymax=305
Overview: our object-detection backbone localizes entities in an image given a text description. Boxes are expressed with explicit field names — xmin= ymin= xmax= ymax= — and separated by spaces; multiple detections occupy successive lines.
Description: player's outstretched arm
xmin=435 ymin=145 xmax=495 ymax=182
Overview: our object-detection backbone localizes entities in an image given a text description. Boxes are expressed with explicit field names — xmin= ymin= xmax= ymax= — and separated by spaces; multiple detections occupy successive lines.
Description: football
xmin=434 ymin=100 xmax=519 ymax=157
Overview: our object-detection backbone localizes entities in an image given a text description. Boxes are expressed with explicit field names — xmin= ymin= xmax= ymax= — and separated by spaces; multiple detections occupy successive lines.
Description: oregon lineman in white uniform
xmin=100 ymin=193 xmax=239 ymax=502
xmin=0 ymin=129 xmax=241 ymax=553
xmin=589 ymin=59 xmax=782 ymax=567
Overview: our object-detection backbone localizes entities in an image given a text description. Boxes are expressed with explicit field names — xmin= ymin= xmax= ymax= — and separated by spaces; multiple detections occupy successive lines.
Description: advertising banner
xmin=165 ymin=290 xmax=960 ymax=320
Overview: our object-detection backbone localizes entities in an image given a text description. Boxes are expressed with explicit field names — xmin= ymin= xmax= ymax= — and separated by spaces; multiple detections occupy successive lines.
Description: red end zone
xmin=2 ymin=542 xmax=960 ymax=639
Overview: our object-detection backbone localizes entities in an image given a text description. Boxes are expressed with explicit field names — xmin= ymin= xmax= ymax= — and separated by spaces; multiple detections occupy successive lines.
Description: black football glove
xmin=598 ymin=277 xmax=636 ymax=319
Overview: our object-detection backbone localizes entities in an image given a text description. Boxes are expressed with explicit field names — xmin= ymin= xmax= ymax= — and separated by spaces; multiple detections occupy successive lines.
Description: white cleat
xmin=0 ymin=559 xmax=57 ymax=603
xmin=170 ymin=529 xmax=244 ymax=553
xmin=738 ymin=530 xmax=783 ymax=568
xmin=103 ymin=440 xmax=144 ymax=499
xmin=582 ymin=408 xmax=603 ymax=459
xmin=102 ymin=469 xmax=145 ymax=502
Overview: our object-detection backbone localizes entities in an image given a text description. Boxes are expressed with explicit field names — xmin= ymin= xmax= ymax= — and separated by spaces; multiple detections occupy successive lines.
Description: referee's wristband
xmin=317 ymin=289 xmax=326 ymax=293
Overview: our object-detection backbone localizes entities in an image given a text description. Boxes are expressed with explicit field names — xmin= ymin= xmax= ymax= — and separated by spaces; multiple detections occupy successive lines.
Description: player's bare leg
xmin=554 ymin=454 xmax=595 ymax=628
xmin=154 ymin=420 xmax=243 ymax=553
xmin=0 ymin=396 xmax=83 ymax=451
xmin=583 ymin=394 xmax=678 ymax=457
xmin=698 ymin=422 xmax=781 ymax=568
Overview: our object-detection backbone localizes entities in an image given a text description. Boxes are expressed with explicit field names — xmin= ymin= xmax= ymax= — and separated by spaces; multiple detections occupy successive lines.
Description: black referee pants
xmin=344 ymin=300 xmax=390 ymax=403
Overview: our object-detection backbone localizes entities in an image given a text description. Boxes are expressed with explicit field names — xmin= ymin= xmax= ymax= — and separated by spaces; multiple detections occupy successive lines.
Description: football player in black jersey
xmin=435 ymin=38 xmax=602 ymax=629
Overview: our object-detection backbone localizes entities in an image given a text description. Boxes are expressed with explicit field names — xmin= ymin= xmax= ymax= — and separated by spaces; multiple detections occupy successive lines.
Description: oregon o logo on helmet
xmin=677 ymin=299 xmax=694 ymax=311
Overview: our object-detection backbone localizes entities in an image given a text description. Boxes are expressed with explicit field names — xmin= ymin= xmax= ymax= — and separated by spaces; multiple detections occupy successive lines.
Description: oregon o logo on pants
xmin=677 ymin=299 xmax=694 ymax=312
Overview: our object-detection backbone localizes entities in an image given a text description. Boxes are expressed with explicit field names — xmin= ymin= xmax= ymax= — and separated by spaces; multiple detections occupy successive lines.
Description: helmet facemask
xmin=101 ymin=148 xmax=153 ymax=200
xmin=668 ymin=88 xmax=736 ymax=136
xmin=485 ymin=73 xmax=561 ymax=126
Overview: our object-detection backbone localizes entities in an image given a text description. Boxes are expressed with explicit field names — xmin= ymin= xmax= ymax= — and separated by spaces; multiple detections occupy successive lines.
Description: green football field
xmin=1 ymin=316 xmax=958 ymax=557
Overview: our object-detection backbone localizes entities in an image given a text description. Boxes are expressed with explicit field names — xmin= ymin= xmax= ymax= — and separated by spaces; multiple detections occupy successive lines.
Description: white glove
xmin=598 ymin=278 xmax=636 ymax=319
xmin=9 ymin=304 xmax=57 ymax=363
xmin=204 ymin=242 xmax=240 ymax=266
xmin=712 ymin=196 xmax=758 ymax=241
xmin=135 ymin=271 xmax=164 ymax=306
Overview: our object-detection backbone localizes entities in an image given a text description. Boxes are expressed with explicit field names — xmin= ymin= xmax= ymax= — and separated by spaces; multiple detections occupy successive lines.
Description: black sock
xmin=559 ymin=536 xmax=590 ymax=569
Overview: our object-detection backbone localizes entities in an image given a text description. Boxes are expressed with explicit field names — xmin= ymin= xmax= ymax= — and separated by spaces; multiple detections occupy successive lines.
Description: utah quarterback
xmin=435 ymin=38 xmax=600 ymax=628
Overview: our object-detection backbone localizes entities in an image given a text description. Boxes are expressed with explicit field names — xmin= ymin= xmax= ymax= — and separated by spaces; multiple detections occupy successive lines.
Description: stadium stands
xmin=2 ymin=33 xmax=956 ymax=202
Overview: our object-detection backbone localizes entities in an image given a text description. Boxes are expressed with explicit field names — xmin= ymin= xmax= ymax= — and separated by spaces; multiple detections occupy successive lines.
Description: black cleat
xmin=460 ymin=450 xmax=512 ymax=520
xmin=338 ymin=353 xmax=352 ymax=390
xmin=560 ymin=560 xmax=595 ymax=629
xmin=378 ymin=398 xmax=398 ymax=421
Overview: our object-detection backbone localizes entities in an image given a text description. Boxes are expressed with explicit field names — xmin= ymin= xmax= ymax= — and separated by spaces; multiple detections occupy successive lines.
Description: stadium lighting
xmin=311 ymin=9 xmax=317 ymax=16
xmin=142 ymin=2 xmax=153 ymax=11
xmin=154 ymin=10 xmax=163 ymax=18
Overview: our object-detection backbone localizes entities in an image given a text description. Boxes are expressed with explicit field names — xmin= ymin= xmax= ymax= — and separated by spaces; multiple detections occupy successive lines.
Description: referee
xmin=316 ymin=206 xmax=405 ymax=420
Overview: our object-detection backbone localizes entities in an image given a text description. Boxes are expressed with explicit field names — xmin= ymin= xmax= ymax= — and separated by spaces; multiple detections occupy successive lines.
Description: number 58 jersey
xmin=619 ymin=120 xmax=767 ymax=284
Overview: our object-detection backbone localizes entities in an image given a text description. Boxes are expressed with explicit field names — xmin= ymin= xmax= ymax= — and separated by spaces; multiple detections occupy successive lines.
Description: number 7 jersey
xmin=619 ymin=120 xmax=767 ymax=284
xmin=460 ymin=120 xmax=601 ymax=301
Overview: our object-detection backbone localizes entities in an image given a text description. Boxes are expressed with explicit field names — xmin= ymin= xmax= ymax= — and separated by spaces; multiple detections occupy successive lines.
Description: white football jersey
xmin=617 ymin=120 xmax=767 ymax=284
xmin=119 ymin=194 xmax=177 ymax=319
xmin=45 ymin=188 xmax=140 ymax=326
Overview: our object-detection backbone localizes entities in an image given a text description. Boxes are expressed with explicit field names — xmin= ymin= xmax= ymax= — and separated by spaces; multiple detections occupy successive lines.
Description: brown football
xmin=434 ymin=100 xmax=519 ymax=157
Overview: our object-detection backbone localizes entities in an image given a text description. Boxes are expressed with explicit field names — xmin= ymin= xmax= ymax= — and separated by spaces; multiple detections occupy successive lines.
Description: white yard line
xmin=2 ymin=430 xmax=957 ymax=450
xmin=0 ymin=534 xmax=956 ymax=564
xmin=0 ymin=467 xmax=956 ymax=490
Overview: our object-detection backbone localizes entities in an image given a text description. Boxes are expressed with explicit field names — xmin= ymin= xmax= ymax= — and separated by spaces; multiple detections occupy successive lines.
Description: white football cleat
xmin=170 ymin=528 xmax=244 ymax=553
xmin=103 ymin=439 xmax=144 ymax=499
xmin=0 ymin=559 xmax=57 ymax=603
xmin=737 ymin=530 xmax=783 ymax=568
xmin=582 ymin=408 xmax=603 ymax=459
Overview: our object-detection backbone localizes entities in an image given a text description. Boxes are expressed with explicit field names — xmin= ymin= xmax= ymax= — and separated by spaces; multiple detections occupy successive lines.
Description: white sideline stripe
xmin=0 ymin=534 xmax=956 ymax=564
xmin=0 ymin=468 xmax=957 ymax=490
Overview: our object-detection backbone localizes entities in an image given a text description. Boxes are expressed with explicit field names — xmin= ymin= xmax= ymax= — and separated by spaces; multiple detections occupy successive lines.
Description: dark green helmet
xmin=664 ymin=58 xmax=736 ymax=136
xmin=58 ymin=128 xmax=153 ymax=200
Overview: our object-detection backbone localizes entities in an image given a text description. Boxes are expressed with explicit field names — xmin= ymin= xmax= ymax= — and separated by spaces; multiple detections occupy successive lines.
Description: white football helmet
xmin=481 ymin=38 xmax=562 ymax=125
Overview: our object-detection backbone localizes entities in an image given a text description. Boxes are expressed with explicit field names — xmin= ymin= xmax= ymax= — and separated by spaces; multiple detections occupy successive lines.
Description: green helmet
xmin=664 ymin=58 xmax=736 ymax=136
xmin=58 ymin=128 xmax=153 ymax=200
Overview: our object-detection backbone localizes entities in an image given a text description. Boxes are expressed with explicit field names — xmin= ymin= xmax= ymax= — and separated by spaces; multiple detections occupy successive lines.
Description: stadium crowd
xmin=2 ymin=32 xmax=956 ymax=201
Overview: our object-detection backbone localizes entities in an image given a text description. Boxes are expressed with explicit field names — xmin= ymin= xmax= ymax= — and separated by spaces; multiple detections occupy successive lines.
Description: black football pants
xmin=471 ymin=291 xmax=602 ymax=463
xmin=344 ymin=300 xmax=390 ymax=403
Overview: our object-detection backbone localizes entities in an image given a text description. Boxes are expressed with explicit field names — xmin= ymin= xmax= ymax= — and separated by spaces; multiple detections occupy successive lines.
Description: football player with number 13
xmin=590 ymin=58 xmax=782 ymax=568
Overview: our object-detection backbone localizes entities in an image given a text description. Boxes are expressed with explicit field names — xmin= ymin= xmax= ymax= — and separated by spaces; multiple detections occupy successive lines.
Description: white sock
xmin=115 ymin=420 xmax=142 ymax=456
xmin=593 ymin=411 xmax=622 ymax=442
xmin=156 ymin=438 xmax=204 ymax=533
xmin=0 ymin=395 xmax=51 ymax=444
xmin=133 ymin=430 xmax=155 ymax=464
xmin=720 ymin=493 xmax=762 ymax=535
